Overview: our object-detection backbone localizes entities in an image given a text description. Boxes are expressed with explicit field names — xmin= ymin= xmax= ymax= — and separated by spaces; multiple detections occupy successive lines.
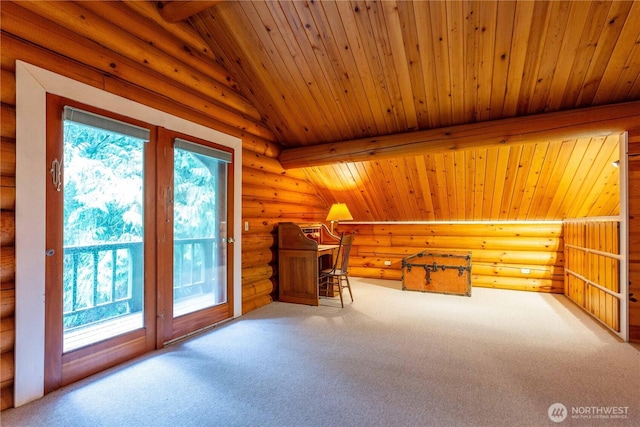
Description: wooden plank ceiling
xmin=182 ymin=1 xmax=638 ymax=221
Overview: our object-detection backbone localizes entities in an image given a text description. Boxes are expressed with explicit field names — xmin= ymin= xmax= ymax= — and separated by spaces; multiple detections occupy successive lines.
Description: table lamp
xmin=326 ymin=202 xmax=353 ymax=233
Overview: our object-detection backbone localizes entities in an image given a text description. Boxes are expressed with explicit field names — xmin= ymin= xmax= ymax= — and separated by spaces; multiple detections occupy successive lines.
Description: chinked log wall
xmin=0 ymin=2 xmax=326 ymax=410
xmin=336 ymin=223 xmax=564 ymax=293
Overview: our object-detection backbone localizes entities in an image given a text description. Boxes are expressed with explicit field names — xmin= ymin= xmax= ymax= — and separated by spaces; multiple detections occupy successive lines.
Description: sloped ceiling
xmin=180 ymin=0 xmax=639 ymax=221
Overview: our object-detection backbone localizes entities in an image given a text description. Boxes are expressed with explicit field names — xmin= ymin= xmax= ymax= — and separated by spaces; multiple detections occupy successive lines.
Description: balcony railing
xmin=63 ymin=238 xmax=218 ymax=330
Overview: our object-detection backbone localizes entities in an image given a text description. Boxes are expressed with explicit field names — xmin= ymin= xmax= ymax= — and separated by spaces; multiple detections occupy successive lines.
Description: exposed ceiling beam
xmin=279 ymin=101 xmax=640 ymax=169
xmin=157 ymin=1 xmax=222 ymax=22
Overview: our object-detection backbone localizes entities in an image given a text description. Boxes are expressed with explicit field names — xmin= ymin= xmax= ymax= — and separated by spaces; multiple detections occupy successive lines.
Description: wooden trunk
xmin=402 ymin=251 xmax=472 ymax=297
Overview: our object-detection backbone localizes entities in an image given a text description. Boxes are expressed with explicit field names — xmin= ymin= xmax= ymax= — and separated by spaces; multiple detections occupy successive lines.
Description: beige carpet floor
xmin=3 ymin=278 xmax=639 ymax=426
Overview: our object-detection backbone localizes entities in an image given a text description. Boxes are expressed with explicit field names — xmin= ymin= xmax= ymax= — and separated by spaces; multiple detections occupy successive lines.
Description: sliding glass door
xmin=45 ymin=97 xmax=234 ymax=392
xmin=157 ymin=129 xmax=234 ymax=343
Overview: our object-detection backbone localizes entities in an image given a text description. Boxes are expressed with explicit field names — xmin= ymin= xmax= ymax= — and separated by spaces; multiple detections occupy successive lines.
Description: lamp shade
xmin=326 ymin=202 xmax=353 ymax=221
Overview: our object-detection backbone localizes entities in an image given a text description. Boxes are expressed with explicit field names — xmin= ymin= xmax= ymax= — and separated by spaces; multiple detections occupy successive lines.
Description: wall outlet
xmin=384 ymin=260 xmax=392 ymax=266
xmin=521 ymin=268 xmax=531 ymax=274
xmin=244 ymin=221 xmax=249 ymax=231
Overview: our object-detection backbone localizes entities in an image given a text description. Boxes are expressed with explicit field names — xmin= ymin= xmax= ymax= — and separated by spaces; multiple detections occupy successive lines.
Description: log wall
xmin=564 ymin=219 xmax=621 ymax=334
xmin=628 ymin=129 xmax=640 ymax=342
xmin=335 ymin=222 xmax=564 ymax=293
xmin=0 ymin=2 xmax=327 ymax=410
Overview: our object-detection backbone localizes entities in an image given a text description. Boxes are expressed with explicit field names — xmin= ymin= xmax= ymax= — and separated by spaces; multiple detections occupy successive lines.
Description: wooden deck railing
xmin=63 ymin=238 xmax=217 ymax=329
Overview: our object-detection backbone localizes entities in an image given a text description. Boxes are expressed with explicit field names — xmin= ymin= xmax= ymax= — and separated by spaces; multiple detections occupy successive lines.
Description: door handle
xmin=228 ymin=237 xmax=235 ymax=243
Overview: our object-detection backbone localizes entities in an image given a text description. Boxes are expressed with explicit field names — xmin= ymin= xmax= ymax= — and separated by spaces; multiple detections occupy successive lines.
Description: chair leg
xmin=344 ymin=275 xmax=353 ymax=302
xmin=337 ymin=277 xmax=344 ymax=308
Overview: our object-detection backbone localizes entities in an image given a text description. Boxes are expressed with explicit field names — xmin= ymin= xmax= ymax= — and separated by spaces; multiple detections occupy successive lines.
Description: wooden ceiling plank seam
xmin=501 ymin=0 xmax=536 ymax=117
xmin=306 ymin=0 xmax=381 ymax=138
xmin=544 ymin=1 xmax=593 ymax=112
xmin=560 ymin=1 xmax=613 ymax=110
xmin=464 ymin=149 xmax=476 ymax=220
xmin=576 ymin=0 xmax=634 ymax=107
xmin=414 ymin=155 xmax=436 ymax=221
xmin=488 ymin=0 xmax=516 ymax=121
xmin=443 ymin=152 xmax=460 ymax=220
xmin=514 ymin=0 xmax=552 ymax=116
xmin=434 ymin=152 xmax=452 ymax=221
xmin=531 ymin=140 xmax=577 ymax=220
xmin=498 ymin=145 xmax=523 ymax=221
xmin=303 ymin=167 xmax=340 ymax=218
xmin=424 ymin=153 xmax=444 ymax=220
xmin=445 ymin=1 xmax=465 ymax=125
xmin=564 ymin=136 xmax=618 ymax=218
xmin=207 ymin=2 xmax=307 ymax=143
xmin=381 ymin=0 xmax=419 ymax=131
xmin=587 ymin=165 xmax=620 ymax=217
xmin=334 ymin=163 xmax=367 ymax=220
xmin=331 ymin=163 xmax=366 ymax=220
xmin=526 ymin=0 xmax=573 ymax=115
xmin=241 ymin=1 xmax=338 ymax=144
xmin=397 ymin=157 xmax=423 ymax=220
xmin=481 ymin=147 xmax=500 ymax=220
xmin=526 ymin=140 xmax=563 ymax=220
xmin=360 ymin=160 xmax=400 ymax=220
xmin=330 ymin=3 xmax=390 ymax=136
xmin=475 ymin=0 xmax=498 ymax=123
xmin=372 ymin=159 xmax=405 ymax=220
xmin=490 ymin=146 xmax=512 ymax=220
xmin=413 ymin=1 xmax=445 ymax=129
xmin=594 ymin=1 xmax=640 ymax=104
xmin=387 ymin=157 xmax=419 ymax=220
xmin=350 ymin=161 xmax=385 ymax=220
xmin=516 ymin=143 xmax=549 ymax=221
xmin=364 ymin=0 xmax=410 ymax=132
xmin=403 ymin=156 xmax=429 ymax=220
xmin=287 ymin=1 xmax=368 ymax=142
xmin=189 ymin=11 xmax=289 ymax=142
xmin=262 ymin=0 xmax=352 ymax=143
xmin=473 ymin=149 xmax=487 ymax=221
xmin=628 ymin=59 xmax=640 ymax=99
xmin=82 ymin=1 xmax=240 ymax=95
xmin=506 ymin=144 xmax=536 ymax=220
xmin=462 ymin=0 xmax=481 ymax=123
xmin=544 ymin=138 xmax=591 ymax=220
xmin=574 ymin=137 xmax=620 ymax=218
xmin=396 ymin=2 xmax=431 ymax=130
xmin=336 ymin=0 xmax=394 ymax=135
xmin=377 ymin=159 xmax=408 ymax=220
xmin=346 ymin=161 xmax=384 ymax=220
xmin=350 ymin=1 xmax=399 ymax=134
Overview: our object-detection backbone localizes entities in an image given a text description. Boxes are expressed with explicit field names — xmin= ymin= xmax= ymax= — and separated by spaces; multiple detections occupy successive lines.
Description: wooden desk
xmin=278 ymin=223 xmax=340 ymax=305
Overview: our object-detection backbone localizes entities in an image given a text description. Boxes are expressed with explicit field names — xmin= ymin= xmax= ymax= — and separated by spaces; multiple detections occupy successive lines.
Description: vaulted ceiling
xmin=190 ymin=0 xmax=640 ymax=147
xmin=183 ymin=1 xmax=639 ymax=220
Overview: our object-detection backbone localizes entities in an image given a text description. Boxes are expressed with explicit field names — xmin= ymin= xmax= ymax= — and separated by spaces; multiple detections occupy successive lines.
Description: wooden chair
xmin=320 ymin=232 xmax=355 ymax=307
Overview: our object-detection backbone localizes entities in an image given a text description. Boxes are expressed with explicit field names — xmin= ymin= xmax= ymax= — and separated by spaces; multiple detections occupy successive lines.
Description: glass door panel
xmin=62 ymin=108 xmax=147 ymax=352
xmin=172 ymin=139 xmax=229 ymax=318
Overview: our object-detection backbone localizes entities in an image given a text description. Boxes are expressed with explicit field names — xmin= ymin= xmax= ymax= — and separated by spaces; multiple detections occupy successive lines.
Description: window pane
xmin=173 ymin=144 xmax=228 ymax=317
xmin=62 ymin=119 xmax=145 ymax=352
